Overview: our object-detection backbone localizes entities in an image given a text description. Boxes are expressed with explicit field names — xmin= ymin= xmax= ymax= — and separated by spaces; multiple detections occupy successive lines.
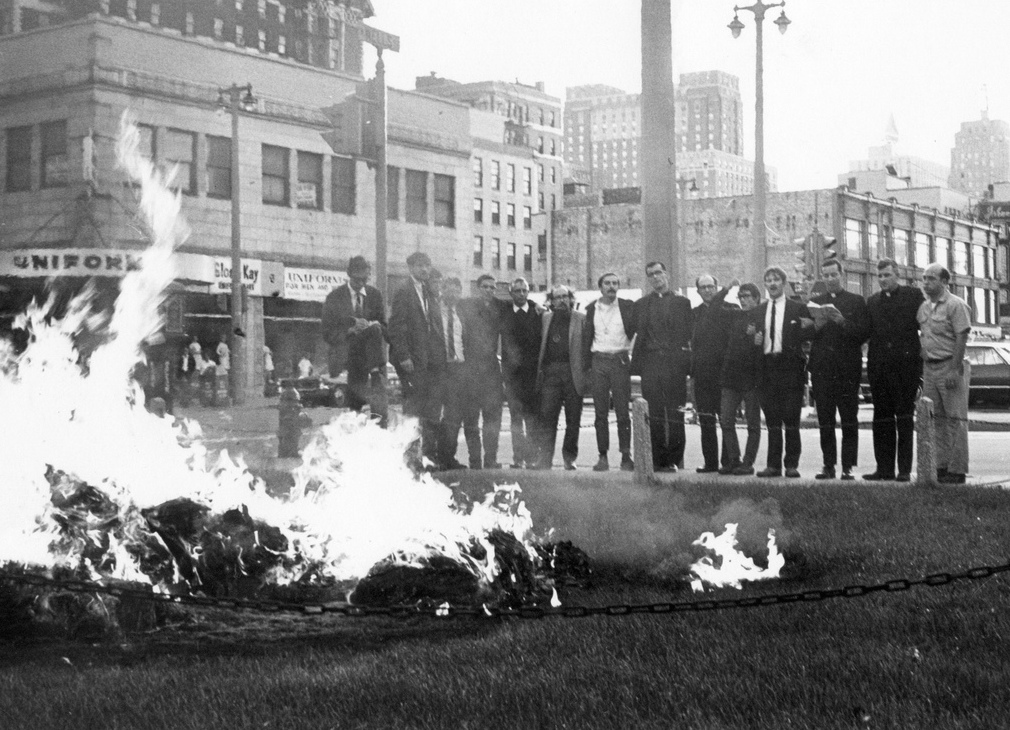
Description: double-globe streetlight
xmin=728 ymin=1 xmax=790 ymax=283
xmin=216 ymin=82 xmax=256 ymax=405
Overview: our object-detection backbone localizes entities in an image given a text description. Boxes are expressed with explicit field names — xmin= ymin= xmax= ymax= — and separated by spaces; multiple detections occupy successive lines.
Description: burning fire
xmin=689 ymin=523 xmax=784 ymax=592
xmin=0 ymin=114 xmax=560 ymax=610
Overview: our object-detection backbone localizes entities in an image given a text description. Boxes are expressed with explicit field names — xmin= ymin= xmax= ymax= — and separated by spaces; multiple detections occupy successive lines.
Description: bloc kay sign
xmin=212 ymin=258 xmax=263 ymax=296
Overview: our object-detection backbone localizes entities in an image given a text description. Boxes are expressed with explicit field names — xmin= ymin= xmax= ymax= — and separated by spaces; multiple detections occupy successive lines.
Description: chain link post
xmin=916 ymin=396 xmax=937 ymax=487
xmin=632 ymin=397 xmax=655 ymax=485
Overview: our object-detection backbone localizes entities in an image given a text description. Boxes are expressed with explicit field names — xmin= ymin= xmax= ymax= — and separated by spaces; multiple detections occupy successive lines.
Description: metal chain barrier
xmin=3 ymin=558 xmax=1009 ymax=621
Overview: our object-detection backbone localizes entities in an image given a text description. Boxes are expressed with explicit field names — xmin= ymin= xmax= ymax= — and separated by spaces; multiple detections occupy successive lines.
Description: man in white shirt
xmin=436 ymin=277 xmax=474 ymax=470
xmin=582 ymin=273 xmax=636 ymax=471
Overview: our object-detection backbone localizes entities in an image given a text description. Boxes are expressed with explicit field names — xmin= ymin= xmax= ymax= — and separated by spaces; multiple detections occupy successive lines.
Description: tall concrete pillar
xmin=641 ymin=0 xmax=680 ymax=289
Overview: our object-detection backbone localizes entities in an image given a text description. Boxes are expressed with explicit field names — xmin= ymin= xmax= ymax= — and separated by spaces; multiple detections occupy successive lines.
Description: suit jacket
xmin=691 ymin=288 xmax=738 ymax=375
xmin=321 ymin=283 xmax=387 ymax=376
xmin=388 ymin=279 xmax=445 ymax=377
xmin=536 ymin=309 xmax=588 ymax=396
xmin=630 ymin=291 xmax=693 ymax=376
xmin=502 ymin=303 xmax=542 ymax=387
xmin=581 ymin=297 xmax=635 ymax=370
xmin=459 ymin=297 xmax=506 ymax=377
xmin=808 ymin=289 xmax=869 ymax=383
xmin=865 ymin=284 xmax=924 ymax=382
xmin=754 ymin=297 xmax=813 ymax=376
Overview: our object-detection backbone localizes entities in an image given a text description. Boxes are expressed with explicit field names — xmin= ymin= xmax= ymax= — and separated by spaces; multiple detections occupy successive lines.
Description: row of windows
xmin=472 ymin=236 xmax=532 ymax=271
xmin=473 ymin=199 xmax=533 ymax=228
xmin=503 ymin=101 xmax=557 ymax=129
xmin=843 ymin=218 xmax=995 ymax=278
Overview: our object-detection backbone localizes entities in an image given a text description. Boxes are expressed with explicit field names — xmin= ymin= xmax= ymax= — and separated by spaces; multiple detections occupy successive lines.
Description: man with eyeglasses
xmin=501 ymin=277 xmax=542 ymax=469
xmin=690 ymin=274 xmax=737 ymax=473
xmin=632 ymin=261 xmax=693 ymax=472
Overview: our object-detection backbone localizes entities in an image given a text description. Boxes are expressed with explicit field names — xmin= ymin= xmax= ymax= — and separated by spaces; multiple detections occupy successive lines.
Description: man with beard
xmin=501 ymin=277 xmax=541 ymax=469
xmin=808 ymin=258 xmax=869 ymax=480
xmin=864 ymin=258 xmax=923 ymax=482
xmin=632 ymin=261 xmax=693 ymax=472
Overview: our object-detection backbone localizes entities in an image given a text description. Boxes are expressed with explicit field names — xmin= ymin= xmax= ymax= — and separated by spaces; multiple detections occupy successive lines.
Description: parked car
xmin=277 ymin=374 xmax=347 ymax=408
xmin=965 ymin=341 xmax=1010 ymax=405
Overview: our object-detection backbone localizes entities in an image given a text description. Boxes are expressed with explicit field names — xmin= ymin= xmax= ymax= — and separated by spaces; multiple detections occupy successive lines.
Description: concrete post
xmin=916 ymin=397 xmax=936 ymax=487
xmin=632 ymin=397 xmax=655 ymax=485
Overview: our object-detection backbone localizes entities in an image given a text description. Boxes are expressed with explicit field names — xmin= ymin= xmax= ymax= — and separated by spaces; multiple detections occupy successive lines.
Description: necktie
xmin=447 ymin=307 xmax=456 ymax=360
xmin=354 ymin=292 xmax=363 ymax=317
xmin=769 ymin=300 xmax=777 ymax=354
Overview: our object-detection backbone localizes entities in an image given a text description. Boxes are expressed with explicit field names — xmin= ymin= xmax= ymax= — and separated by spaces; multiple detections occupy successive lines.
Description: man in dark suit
xmin=389 ymin=251 xmax=445 ymax=467
xmin=582 ymin=272 xmax=636 ymax=472
xmin=808 ymin=258 xmax=870 ymax=480
xmin=536 ymin=285 xmax=588 ymax=470
xmin=691 ymin=274 xmax=738 ymax=473
xmin=435 ymin=276 xmax=474 ymax=470
xmin=501 ymin=277 xmax=541 ymax=469
xmin=865 ymin=258 xmax=924 ymax=482
xmin=321 ymin=255 xmax=387 ymax=425
xmin=458 ymin=274 xmax=506 ymax=469
xmin=632 ymin=261 xmax=693 ymax=472
xmin=754 ymin=266 xmax=815 ymax=478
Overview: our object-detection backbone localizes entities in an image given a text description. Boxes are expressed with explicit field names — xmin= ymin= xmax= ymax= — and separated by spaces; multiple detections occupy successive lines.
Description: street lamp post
xmin=728 ymin=1 xmax=790 ymax=283
xmin=217 ymin=83 xmax=256 ymax=405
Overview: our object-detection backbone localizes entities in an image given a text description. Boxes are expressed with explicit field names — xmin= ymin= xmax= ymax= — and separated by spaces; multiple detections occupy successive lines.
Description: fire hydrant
xmin=278 ymin=383 xmax=311 ymax=458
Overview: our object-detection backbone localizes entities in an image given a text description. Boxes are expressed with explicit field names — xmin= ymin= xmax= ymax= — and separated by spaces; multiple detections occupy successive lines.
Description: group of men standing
xmin=322 ymin=250 xmax=972 ymax=483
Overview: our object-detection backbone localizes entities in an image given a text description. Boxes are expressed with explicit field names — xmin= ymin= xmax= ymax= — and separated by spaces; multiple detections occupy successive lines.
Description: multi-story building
xmin=415 ymin=74 xmax=563 ymax=291
xmin=562 ymin=71 xmax=767 ymax=196
xmin=949 ymin=110 xmax=1010 ymax=199
xmin=551 ymin=188 xmax=1006 ymax=334
xmin=0 ymin=0 xmax=476 ymax=391
xmin=846 ymin=115 xmax=949 ymax=190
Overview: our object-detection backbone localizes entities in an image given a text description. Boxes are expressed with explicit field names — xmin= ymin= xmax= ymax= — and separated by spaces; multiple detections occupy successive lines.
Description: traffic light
xmin=793 ymin=236 xmax=811 ymax=278
xmin=822 ymin=235 xmax=838 ymax=263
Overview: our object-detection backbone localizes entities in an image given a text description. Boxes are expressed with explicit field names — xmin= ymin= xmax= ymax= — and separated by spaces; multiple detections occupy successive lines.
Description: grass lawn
xmin=3 ymin=473 xmax=1010 ymax=730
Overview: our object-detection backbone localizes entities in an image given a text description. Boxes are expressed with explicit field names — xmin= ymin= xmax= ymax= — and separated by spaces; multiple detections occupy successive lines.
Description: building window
xmin=164 ymin=129 xmax=195 ymax=194
xmin=491 ymin=238 xmax=501 ymax=269
xmin=473 ymin=157 xmax=483 ymax=187
xmin=538 ymin=191 xmax=544 ymax=211
xmin=262 ymin=144 xmax=289 ymax=205
xmin=523 ymin=205 xmax=532 ymax=230
xmin=893 ymin=229 xmax=909 ymax=266
xmin=258 ymin=29 xmax=267 ymax=50
xmin=473 ymin=198 xmax=483 ymax=223
xmin=490 ymin=160 xmax=500 ymax=190
xmin=935 ymin=237 xmax=950 ymax=269
xmin=987 ymin=247 xmax=995 ymax=281
xmin=235 ymin=24 xmax=244 ymax=46
xmin=844 ymin=218 xmax=862 ymax=259
xmin=206 ymin=135 xmax=231 ymax=199
xmin=39 ymin=121 xmax=68 ymax=189
xmin=550 ymin=139 xmax=556 ymax=156
xmin=953 ymin=241 xmax=969 ymax=275
xmin=507 ymin=163 xmax=515 ymax=193
xmin=973 ymin=287 xmax=985 ymax=324
xmin=213 ymin=17 xmax=224 ymax=37
xmin=914 ymin=232 xmax=930 ymax=269
xmin=434 ymin=174 xmax=454 ymax=228
xmin=149 ymin=2 xmax=160 ymax=24
xmin=550 ymin=111 xmax=556 ymax=128
xmin=523 ymin=243 xmax=532 ymax=271
xmin=137 ymin=124 xmax=156 ymax=163
xmin=277 ymin=34 xmax=286 ymax=54
xmin=972 ymin=244 xmax=986 ymax=278
xmin=406 ymin=169 xmax=427 ymax=224
xmin=506 ymin=203 xmax=515 ymax=228
xmin=537 ymin=136 xmax=544 ymax=154
xmin=331 ymin=156 xmax=355 ymax=214
xmin=550 ymin=193 xmax=556 ymax=210
xmin=387 ymin=165 xmax=399 ymax=220
xmin=507 ymin=242 xmax=516 ymax=270
xmin=491 ymin=201 xmax=500 ymax=225
xmin=538 ymin=232 xmax=547 ymax=256
xmin=551 ymin=166 xmax=556 ymax=184
xmin=5 ymin=126 xmax=32 ymax=192
xmin=293 ymin=152 xmax=322 ymax=209
xmin=473 ymin=235 xmax=483 ymax=267
xmin=523 ymin=167 xmax=532 ymax=195
xmin=538 ymin=164 xmax=544 ymax=182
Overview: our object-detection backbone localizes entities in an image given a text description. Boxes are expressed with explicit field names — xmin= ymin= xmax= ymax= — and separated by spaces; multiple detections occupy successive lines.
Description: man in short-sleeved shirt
xmin=918 ymin=263 xmax=972 ymax=484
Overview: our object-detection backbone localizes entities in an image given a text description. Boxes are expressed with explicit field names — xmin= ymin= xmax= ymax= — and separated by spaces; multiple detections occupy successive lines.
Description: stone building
xmin=0 ymin=1 xmax=478 ymax=393
xmin=949 ymin=110 xmax=1010 ymax=199
xmin=553 ymin=187 xmax=1006 ymax=333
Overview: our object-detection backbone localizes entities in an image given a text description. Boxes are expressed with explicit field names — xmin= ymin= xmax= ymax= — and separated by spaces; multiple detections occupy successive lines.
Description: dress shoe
xmin=718 ymin=463 xmax=740 ymax=475
xmin=814 ymin=467 xmax=836 ymax=480
xmin=592 ymin=456 xmax=609 ymax=472
xmin=620 ymin=455 xmax=635 ymax=472
xmin=732 ymin=465 xmax=755 ymax=476
xmin=756 ymin=468 xmax=782 ymax=478
xmin=469 ymin=462 xmax=482 ymax=470
xmin=937 ymin=467 xmax=949 ymax=480
xmin=938 ymin=472 xmax=966 ymax=485
xmin=785 ymin=468 xmax=801 ymax=478
xmin=442 ymin=459 xmax=468 ymax=471
xmin=862 ymin=471 xmax=895 ymax=481
xmin=841 ymin=470 xmax=855 ymax=481
xmin=655 ymin=464 xmax=679 ymax=473
xmin=696 ymin=465 xmax=720 ymax=474
xmin=484 ymin=462 xmax=503 ymax=470
xmin=509 ymin=463 xmax=524 ymax=470
xmin=895 ymin=473 xmax=911 ymax=482
xmin=564 ymin=461 xmax=577 ymax=471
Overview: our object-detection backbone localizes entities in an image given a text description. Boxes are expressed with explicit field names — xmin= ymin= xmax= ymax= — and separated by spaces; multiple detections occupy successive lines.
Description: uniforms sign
xmin=0 ymin=248 xmax=144 ymax=277
xmin=283 ymin=267 xmax=348 ymax=301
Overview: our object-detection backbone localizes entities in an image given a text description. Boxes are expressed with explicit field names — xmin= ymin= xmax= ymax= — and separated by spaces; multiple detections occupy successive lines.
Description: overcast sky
xmin=365 ymin=0 xmax=1010 ymax=192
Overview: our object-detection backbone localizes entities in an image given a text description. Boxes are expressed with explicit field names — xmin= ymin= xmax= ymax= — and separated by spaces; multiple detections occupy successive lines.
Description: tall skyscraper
xmin=949 ymin=111 xmax=1010 ymax=198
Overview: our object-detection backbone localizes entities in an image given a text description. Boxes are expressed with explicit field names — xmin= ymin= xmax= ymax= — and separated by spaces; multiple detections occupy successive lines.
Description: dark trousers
xmin=539 ymin=361 xmax=583 ymax=467
xmin=403 ymin=366 xmax=443 ymax=464
xmin=720 ymin=386 xmax=761 ymax=468
xmin=506 ymin=376 xmax=539 ymax=467
xmin=639 ymin=351 xmax=687 ymax=469
xmin=812 ymin=374 xmax=860 ymax=471
xmin=461 ymin=365 xmax=503 ymax=468
xmin=870 ymin=364 xmax=921 ymax=476
xmin=438 ymin=362 xmax=479 ymax=466
xmin=591 ymin=353 xmax=631 ymax=456
xmin=760 ymin=357 xmax=805 ymax=470
xmin=694 ymin=371 xmax=725 ymax=469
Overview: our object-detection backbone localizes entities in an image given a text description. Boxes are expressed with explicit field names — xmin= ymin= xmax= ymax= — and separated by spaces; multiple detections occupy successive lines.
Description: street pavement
xmin=173 ymin=396 xmax=1010 ymax=488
